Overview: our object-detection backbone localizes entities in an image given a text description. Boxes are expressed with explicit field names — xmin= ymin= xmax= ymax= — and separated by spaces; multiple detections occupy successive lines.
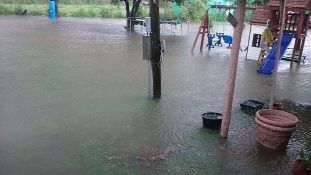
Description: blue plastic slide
xmin=257 ymin=33 xmax=295 ymax=74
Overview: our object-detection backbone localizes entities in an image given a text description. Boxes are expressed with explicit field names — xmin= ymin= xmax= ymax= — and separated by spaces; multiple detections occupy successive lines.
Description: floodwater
xmin=0 ymin=16 xmax=310 ymax=175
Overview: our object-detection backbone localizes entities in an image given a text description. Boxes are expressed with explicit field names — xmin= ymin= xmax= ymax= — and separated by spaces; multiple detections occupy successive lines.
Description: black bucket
xmin=202 ymin=112 xmax=223 ymax=129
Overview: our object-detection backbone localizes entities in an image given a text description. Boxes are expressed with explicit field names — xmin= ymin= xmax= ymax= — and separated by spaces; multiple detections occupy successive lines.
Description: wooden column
xmin=298 ymin=36 xmax=306 ymax=63
xmin=220 ymin=0 xmax=246 ymax=138
xmin=150 ymin=0 xmax=161 ymax=99
xmin=291 ymin=11 xmax=304 ymax=64
xmin=269 ymin=0 xmax=286 ymax=109
xmin=291 ymin=38 xmax=299 ymax=65
xmin=245 ymin=24 xmax=252 ymax=60
xmin=191 ymin=12 xmax=209 ymax=52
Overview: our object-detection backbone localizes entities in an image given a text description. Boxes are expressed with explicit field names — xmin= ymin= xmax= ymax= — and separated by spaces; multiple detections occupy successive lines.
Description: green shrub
xmin=180 ymin=0 xmax=206 ymax=22
xmin=72 ymin=8 xmax=87 ymax=17
xmin=100 ymin=7 xmax=109 ymax=18
xmin=14 ymin=5 xmax=24 ymax=15
xmin=59 ymin=10 xmax=67 ymax=17
xmin=87 ymin=8 xmax=96 ymax=17
xmin=160 ymin=8 xmax=177 ymax=19
xmin=28 ymin=9 xmax=44 ymax=16
xmin=0 ymin=4 xmax=10 ymax=15
xmin=136 ymin=6 xmax=148 ymax=17
xmin=113 ymin=11 xmax=124 ymax=18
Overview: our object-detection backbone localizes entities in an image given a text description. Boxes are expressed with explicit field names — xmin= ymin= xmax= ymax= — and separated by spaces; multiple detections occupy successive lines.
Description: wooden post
xmin=291 ymin=38 xmax=298 ymax=65
xmin=298 ymin=36 xmax=306 ymax=63
xmin=220 ymin=0 xmax=246 ymax=138
xmin=269 ymin=0 xmax=286 ymax=109
xmin=191 ymin=12 xmax=209 ymax=52
xmin=245 ymin=24 xmax=252 ymax=60
xmin=150 ymin=0 xmax=161 ymax=99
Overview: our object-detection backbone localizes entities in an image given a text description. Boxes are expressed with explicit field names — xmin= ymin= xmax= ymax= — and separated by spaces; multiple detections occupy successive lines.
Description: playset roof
xmin=249 ymin=6 xmax=270 ymax=25
xmin=268 ymin=0 xmax=311 ymax=9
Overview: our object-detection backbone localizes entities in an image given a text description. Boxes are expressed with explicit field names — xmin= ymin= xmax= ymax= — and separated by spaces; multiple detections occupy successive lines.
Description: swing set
xmin=191 ymin=5 xmax=255 ymax=52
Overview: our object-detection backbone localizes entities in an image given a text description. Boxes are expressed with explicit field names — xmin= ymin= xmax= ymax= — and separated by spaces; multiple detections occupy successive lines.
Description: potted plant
xmin=293 ymin=135 xmax=311 ymax=175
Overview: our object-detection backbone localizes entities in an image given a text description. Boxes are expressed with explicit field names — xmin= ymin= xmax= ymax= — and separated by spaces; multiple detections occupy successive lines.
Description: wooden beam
xmin=245 ymin=24 xmax=252 ymax=60
xmin=209 ymin=5 xmax=255 ymax=11
xmin=269 ymin=0 xmax=287 ymax=109
xmin=150 ymin=0 xmax=161 ymax=99
xmin=220 ymin=0 xmax=246 ymax=138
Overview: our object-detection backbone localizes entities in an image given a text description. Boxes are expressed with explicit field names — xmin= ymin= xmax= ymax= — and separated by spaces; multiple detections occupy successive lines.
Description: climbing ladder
xmin=191 ymin=11 xmax=209 ymax=52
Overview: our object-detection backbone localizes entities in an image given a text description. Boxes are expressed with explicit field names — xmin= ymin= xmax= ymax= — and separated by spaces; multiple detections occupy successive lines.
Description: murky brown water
xmin=0 ymin=16 xmax=310 ymax=175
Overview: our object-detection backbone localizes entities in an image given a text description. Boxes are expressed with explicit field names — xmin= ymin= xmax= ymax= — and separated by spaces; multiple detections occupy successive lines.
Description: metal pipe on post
xmin=220 ymin=0 xmax=246 ymax=138
xmin=269 ymin=0 xmax=286 ymax=109
xmin=150 ymin=0 xmax=161 ymax=99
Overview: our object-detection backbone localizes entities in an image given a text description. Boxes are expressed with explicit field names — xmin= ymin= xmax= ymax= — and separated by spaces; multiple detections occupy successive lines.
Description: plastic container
xmin=202 ymin=112 xmax=222 ymax=129
xmin=240 ymin=100 xmax=265 ymax=114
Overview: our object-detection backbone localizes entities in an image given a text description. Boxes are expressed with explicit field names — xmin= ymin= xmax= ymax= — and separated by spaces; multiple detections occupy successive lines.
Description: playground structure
xmin=191 ymin=5 xmax=255 ymax=52
xmin=249 ymin=0 xmax=311 ymax=74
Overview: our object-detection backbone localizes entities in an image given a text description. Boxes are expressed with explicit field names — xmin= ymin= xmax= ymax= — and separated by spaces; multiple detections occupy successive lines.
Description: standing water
xmin=0 ymin=16 xmax=310 ymax=175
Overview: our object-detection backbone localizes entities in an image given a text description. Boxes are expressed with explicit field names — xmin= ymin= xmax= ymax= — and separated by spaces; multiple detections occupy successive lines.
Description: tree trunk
xmin=123 ymin=0 xmax=141 ymax=30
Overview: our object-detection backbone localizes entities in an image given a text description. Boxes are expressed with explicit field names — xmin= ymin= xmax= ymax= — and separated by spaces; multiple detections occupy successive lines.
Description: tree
xmin=120 ymin=0 xmax=142 ymax=29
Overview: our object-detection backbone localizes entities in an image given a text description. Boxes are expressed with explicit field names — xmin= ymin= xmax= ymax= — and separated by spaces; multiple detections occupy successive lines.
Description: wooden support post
xmin=245 ymin=24 xmax=252 ymax=60
xmin=298 ymin=36 xmax=306 ymax=63
xmin=291 ymin=38 xmax=298 ymax=65
xmin=220 ymin=0 xmax=246 ymax=138
xmin=296 ymin=11 xmax=304 ymax=38
xmin=269 ymin=0 xmax=286 ymax=109
xmin=191 ymin=12 xmax=209 ymax=52
xmin=200 ymin=17 xmax=208 ymax=51
xmin=150 ymin=0 xmax=161 ymax=99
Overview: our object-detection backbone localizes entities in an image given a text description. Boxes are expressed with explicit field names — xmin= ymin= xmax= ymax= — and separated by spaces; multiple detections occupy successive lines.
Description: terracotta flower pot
xmin=256 ymin=109 xmax=298 ymax=128
xmin=255 ymin=117 xmax=296 ymax=149
xmin=293 ymin=160 xmax=311 ymax=175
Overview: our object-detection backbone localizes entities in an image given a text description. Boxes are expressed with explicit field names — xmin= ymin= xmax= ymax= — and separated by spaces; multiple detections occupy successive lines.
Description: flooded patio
xmin=0 ymin=16 xmax=310 ymax=175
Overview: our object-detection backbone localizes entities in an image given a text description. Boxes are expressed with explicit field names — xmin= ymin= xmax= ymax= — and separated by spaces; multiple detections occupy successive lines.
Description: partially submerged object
xmin=255 ymin=109 xmax=298 ymax=150
xmin=240 ymin=100 xmax=265 ymax=115
xmin=202 ymin=112 xmax=223 ymax=129
xmin=136 ymin=146 xmax=177 ymax=166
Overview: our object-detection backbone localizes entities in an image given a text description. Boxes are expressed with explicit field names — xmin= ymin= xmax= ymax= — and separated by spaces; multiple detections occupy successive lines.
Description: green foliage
xmin=0 ymin=4 xmax=125 ymax=18
xmin=250 ymin=0 xmax=268 ymax=6
xmin=0 ymin=4 xmax=10 ymax=14
xmin=136 ymin=6 xmax=148 ymax=17
xmin=0 ymin=0 xmax=111 ymax=5
xmin=14 ymin=5 xmax=24 ymax=15
xmin=111 ymin=0 xmax=120 ymax=6
xmin=180 ymin=0 xmax=206 ymax=22
xmin=87 ymin=8 xmax=96 ymax=17
xmin=72 ymin=8 xmax=86 ymax=16
xmin=100 ymin=7 xmax=110 ymax=17
xmin=113 ymin=11 xmax=123 ymax=18
xmin=298 ymin=134 xmax=311 ymax=170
